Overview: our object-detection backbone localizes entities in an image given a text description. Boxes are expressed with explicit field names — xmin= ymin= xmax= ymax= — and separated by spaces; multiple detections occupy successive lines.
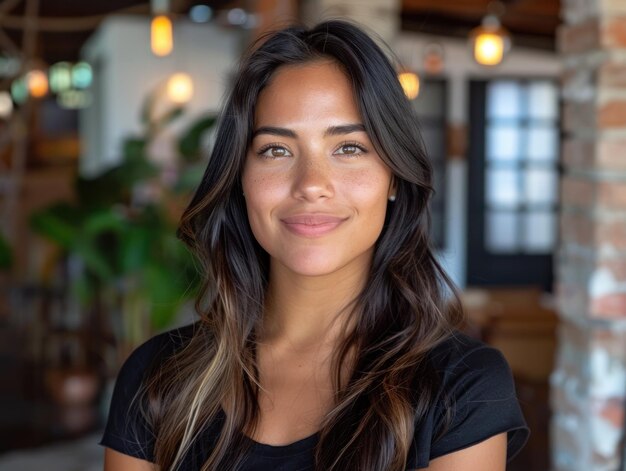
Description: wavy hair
xmin=144 ymin=18 xmax=464 ymax=471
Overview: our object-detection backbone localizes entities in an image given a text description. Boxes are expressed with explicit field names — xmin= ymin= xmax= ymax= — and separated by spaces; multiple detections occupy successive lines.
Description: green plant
xmin=30 ymin=91 xmax=216 ymax=357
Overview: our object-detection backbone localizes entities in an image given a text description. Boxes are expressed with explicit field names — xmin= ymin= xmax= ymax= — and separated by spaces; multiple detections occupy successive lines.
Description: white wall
xmin=394 ymin=33 xmax=562 ymax=288
xmin=79 ymin=16 xmax=243 ymax=176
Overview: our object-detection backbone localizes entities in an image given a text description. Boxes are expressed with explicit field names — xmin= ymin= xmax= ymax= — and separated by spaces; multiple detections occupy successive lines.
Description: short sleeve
xmin=429 ymin=346 xmax=530 ymax=462
xmin=99 ymin=334 xmax=166 ymax=462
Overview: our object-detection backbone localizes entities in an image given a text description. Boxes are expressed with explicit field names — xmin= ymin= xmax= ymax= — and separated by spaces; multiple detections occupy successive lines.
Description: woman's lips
xmin=280 ymin=214 xmax=347 ymax=237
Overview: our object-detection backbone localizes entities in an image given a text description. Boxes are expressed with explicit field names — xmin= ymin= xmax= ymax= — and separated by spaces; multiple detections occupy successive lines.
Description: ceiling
xmin=0 ymin=0 xmax=562 ymax=66
xmin=0 ymin=0 xmax=237 ymax=65
xmin=401 ymin=0 xmax=561 ymax=50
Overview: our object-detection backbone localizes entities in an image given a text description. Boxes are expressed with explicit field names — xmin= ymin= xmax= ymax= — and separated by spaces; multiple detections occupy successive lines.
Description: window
xmin=411 ymin=78 xmax=447 ymax=249
xmin=467 ymin=79 xmax=560 ymax=291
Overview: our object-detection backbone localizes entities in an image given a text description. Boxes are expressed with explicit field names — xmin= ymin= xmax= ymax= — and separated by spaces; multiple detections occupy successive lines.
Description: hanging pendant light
xmin=151 ymin=15 xmax=173 ymax=56
xmin=398 ymin=70 xmax=420 ymax=100
xmin=469 ymin=2 xmax=511 ymax=66
xmin=151 ymin=0 xmax=173 ymax=56
xmin=167 ymin=73 xmax=193 ymax=104
xmin=26 ymin=69 xmax=49 ymax=98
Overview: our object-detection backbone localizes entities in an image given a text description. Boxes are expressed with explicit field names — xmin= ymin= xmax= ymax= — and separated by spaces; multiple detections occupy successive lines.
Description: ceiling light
xmin=151 ymin=15 xmax=173 ymax=56
xmin=167 ymin=73 xmax=193 ymax=104
xmin=398 ymin=71 xmax=420 ymax=100
xmin=469 ymin=12 xmax=511 ymax=66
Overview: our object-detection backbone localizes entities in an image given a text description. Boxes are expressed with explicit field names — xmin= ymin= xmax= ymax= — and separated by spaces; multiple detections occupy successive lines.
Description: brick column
xmin=553 ymin=0 xmax=626 ymax=470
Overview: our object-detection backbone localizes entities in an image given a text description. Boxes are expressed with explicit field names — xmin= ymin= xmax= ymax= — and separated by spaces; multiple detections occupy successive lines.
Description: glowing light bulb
xmin=398 ymin=71 xmax=420 ymax=100
xmin=0 ymin=91 xmax=13 ymax=118
xmin=151 ymin=15 xmax=173 ymax=56
xmin=26 ymin=69 xmax=48 ymax=98
xmin=72 ymin=62 xmax=93 ymax=89
xmin=470 ymin=15 xmax=510 ymax=66
xmin=11 ymin=77 xmax=27 ymax=104
xmin=49 ymin=62 xmax=72 ymax=93
xmin=167 ymin=73 xmax=193 ymax=104
xmin=474 ymin=33 xmax=505 ymax=66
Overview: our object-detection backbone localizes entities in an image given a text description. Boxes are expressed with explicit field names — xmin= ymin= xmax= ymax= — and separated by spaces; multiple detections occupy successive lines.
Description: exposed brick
xmin=597 ymin=139 xmax=626 ymax=170
xmin=601 ymin=0 xmax=626 ymax=16
xmin=562 ymin=0 xmax=601 ymax=26
xmin=562 ymin=67 xmax=595 ymax=103
xmin=556 ymin=280 xmax=591 ymax=319
xmin=599 ymin=61 xmax=626 ymax=87
xmin=590 ymin=260 xmax=626 ymax=317
xmin=595 ymin=218 xmax=626 ymax=249
xmin=598 ymin=258 xmax=626 ymax=281
xmin=597 ymin=397 xmax=624 ymax=428
xmin=562 ymin=138 xmax=626 ymax=170
xmin=562 ymin=138 xmax=595 ymax=169
xmin=563 ymin=101 xmax=597 ymax=132
xmin=597 ymin=180 xmax=626 ymax=208
xmin=591 ymin=293 xmax=626 ymax=317
xmin=556 ymin=1 xmax=626 ymax=468
xmin=561 ymin=176 xmax=596 ymax=208
xmin=602 ymin=16 xmax=626 ymax=48
xmin=559 ymin=19 xmax=601 ymax=54
xmin=591 ymin=328 xmax=626 ymax=358
xmin=560 ymin=211 xmax=595 ymax=245
xmin=598 ymin=99 xmax=626 ymax=127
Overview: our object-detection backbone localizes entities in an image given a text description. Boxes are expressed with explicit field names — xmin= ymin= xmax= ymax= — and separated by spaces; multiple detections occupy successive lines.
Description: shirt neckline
xmin=246 ymin=430 xmax=319 ymax=457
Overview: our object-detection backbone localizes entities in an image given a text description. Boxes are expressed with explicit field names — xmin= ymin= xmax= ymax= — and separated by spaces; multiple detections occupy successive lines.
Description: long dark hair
xmin=145 ymin=18 xmax=464 ymax=470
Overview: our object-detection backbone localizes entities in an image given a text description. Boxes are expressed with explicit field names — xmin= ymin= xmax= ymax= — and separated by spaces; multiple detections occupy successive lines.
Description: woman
xmin=101 ymin=19 xmax=529 ymax=470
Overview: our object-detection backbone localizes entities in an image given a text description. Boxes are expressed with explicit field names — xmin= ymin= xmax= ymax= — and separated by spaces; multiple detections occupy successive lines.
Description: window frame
xmin=411 ymin=77 xmax=448 ymax=250
xmin=466 ymin=78 xmax=561 ymax=292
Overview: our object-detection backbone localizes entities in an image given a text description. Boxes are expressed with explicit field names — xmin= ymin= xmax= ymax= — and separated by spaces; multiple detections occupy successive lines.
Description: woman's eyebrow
xmin=252 ymin=126 xmax=296 ymax=139
xmin=252 ymin=123 xmax=366 ymax=139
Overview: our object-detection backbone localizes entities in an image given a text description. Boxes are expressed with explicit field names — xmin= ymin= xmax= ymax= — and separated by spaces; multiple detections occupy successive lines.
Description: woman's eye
xmin=257 ymin=145 xmax=291 ymax=158
xmin=335 ymin=143 xmax=367 ymax=156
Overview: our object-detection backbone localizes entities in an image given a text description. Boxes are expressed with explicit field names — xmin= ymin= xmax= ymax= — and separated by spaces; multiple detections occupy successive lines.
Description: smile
xmin=280 ymin=214 xmax=347 ymax=237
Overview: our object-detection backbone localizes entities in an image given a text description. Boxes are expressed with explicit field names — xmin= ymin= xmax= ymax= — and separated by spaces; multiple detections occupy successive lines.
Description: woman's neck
xmin=258 ymin=257 xmax=370 ymax=353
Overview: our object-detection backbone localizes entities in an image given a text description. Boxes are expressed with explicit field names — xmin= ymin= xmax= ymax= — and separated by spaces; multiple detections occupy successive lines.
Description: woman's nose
xmin=291 ymin=153 xmax=334 ymax=202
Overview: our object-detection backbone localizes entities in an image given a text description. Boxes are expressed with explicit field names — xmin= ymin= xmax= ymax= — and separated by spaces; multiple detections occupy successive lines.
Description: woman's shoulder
xmin=100 ymin=322 xmax=201 ymax=461
xmin=120 ymin=322 xmax=199 ymax=374
xmin=427 ymin=329 xmax=509 ymax=379
xmin=407 ymin=329 xmax=530 ymax=468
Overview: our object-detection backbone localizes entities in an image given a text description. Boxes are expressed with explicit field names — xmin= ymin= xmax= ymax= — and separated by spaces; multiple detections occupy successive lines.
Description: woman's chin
xmin=269 ymin=248 xmax=371 ymax=280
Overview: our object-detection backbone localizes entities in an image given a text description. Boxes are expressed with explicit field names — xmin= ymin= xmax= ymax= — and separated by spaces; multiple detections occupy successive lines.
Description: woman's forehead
xmin=252 ymin=61 xmax=362 ymax=130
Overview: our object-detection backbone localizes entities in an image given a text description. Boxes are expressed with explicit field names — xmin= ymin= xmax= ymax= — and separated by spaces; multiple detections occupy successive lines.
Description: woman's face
xmin=242 ymin=59 xmax=394 ymax=278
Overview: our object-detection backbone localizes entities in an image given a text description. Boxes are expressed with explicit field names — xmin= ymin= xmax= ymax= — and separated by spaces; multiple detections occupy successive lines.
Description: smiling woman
xmin=243 ymin=60 xmax=393 ymax=278
xmin=100 ymin=19 xmax=529 ymax=471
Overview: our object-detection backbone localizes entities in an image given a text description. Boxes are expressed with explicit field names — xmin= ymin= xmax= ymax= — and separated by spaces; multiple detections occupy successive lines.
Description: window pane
xmin=487 ymin=81 xmax=523 ymax=119
xmin=523 ymin=211 xmax=555 ymax=252
xmin=524 ymin=168 xmax=557 ymax=205
xmin=528 ymin=81 xmax=558 ymax=120
xmin=528 ymin=126 xmax=558 ymax=161
xmin=487 ymin=125 xmax=522 ymax=161
xmin=486 ymin=211 xmax=519 ymax=252
xmin=487 ymin=168 xmax=520 ymax=207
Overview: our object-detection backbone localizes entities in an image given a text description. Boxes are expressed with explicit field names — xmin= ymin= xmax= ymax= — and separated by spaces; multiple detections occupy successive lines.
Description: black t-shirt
xmin=100 ymin=323 xmax=530 ymax=470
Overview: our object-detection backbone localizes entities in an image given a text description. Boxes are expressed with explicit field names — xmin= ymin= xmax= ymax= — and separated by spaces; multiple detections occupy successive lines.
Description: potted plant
xmin=30 ymin=92 xmax=215 ymax=383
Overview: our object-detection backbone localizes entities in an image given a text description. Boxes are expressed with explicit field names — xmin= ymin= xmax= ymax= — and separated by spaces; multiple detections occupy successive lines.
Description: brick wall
xmin=553 ymin=0 xmax=626 ymax=470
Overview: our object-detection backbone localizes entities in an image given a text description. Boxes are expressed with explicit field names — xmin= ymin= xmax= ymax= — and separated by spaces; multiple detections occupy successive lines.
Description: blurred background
xmin=0 ymin=0 xmax=624 ymax=470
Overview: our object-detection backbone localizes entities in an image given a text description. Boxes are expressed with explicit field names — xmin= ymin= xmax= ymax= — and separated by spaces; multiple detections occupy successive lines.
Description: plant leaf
xmin=177 ymin=115 xmax=216 ymax=163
